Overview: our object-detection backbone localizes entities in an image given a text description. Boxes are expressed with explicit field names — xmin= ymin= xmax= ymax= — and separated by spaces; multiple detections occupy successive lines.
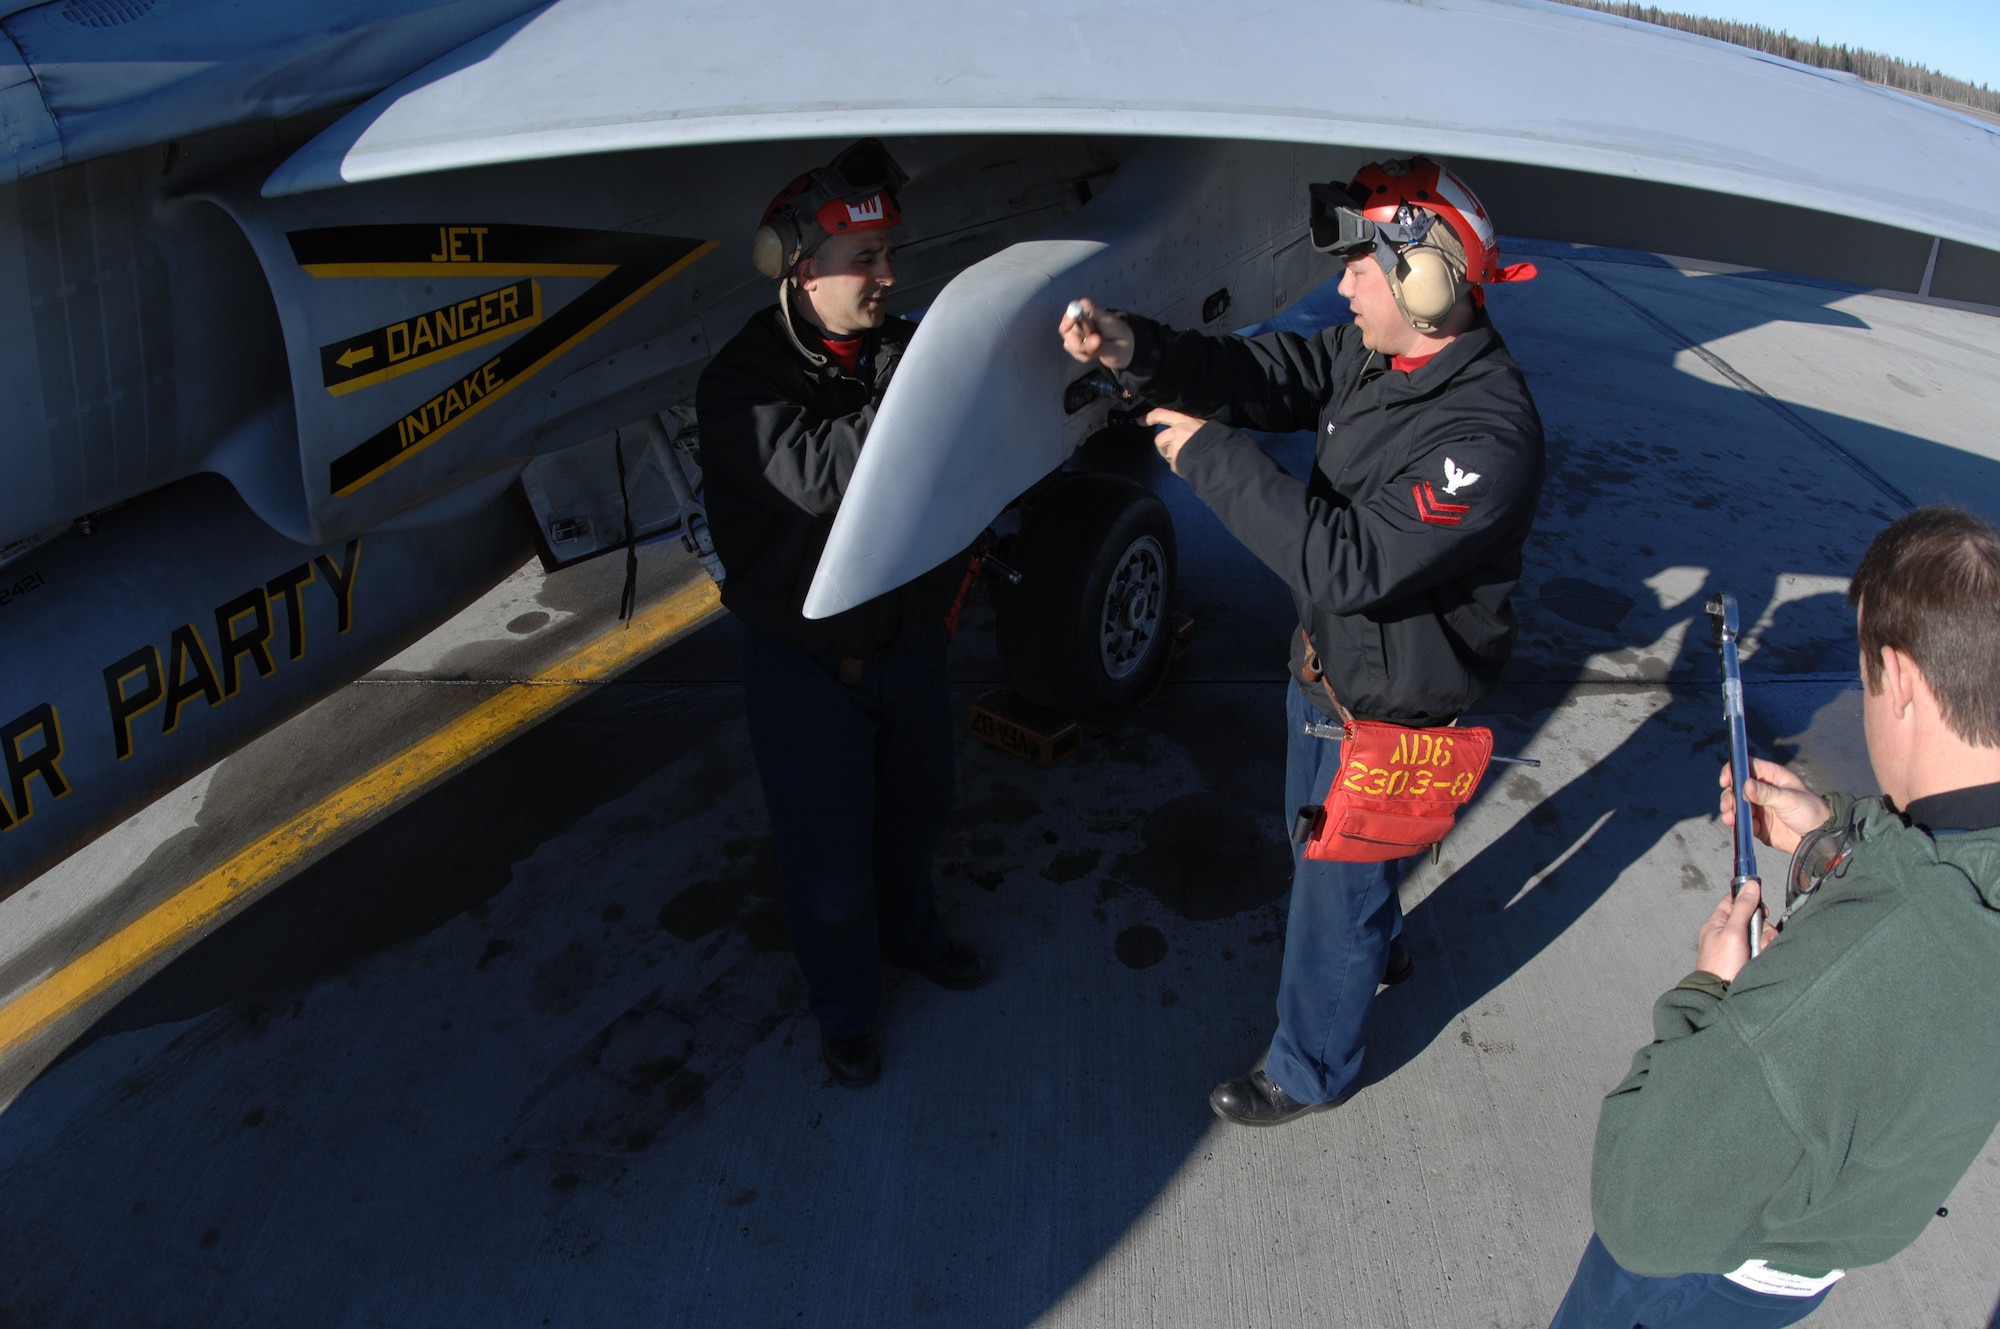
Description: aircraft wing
xmin=263 ymin=0 xmax=2000 ymax=254
xmin=0 ymin=0 xmax=548 ymax=181
xmin=257 ymin=0 xmax=2000 ymax=619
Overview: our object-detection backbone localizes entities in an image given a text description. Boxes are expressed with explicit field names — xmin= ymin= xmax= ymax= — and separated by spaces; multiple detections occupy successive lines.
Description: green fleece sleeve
xmin=1656 ymin=972 xmax=1730 ymax=1037
xmin=1590 ymin=980 xmax=1804 ymax=1276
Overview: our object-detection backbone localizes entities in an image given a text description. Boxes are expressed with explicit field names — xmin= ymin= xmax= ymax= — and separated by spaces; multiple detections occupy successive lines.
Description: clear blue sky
xmin=1702 ymin=0 xmax=2000 ymax=90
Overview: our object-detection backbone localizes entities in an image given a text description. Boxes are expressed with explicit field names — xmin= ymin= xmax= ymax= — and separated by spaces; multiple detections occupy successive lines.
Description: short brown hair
xmin=1848 ymin=505 xmax=2000 ymax=745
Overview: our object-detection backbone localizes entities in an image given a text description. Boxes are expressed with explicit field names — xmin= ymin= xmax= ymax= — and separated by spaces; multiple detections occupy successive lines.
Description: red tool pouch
xmin=1301 ymin=720 xmax=1495 ymax=862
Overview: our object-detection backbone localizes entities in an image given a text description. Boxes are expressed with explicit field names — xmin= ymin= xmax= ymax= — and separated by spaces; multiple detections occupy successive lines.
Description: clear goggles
xmin=1308 ymin=181 xmax=1437 ymax=268
xmin=1776 ymin=802 xmax=1863 ymax=929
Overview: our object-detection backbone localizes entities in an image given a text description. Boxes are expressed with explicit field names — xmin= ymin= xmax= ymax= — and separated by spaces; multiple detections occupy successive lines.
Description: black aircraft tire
xmin=995 ymin=472 xmax=1178 ymax=722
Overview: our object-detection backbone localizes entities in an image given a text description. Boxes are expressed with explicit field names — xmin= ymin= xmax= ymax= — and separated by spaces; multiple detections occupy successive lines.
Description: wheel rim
xmin=1098 ymin=535 xmax=1166 ymax=680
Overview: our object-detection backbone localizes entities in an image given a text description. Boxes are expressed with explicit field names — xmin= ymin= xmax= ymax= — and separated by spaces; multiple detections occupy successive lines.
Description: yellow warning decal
xmin=285 ymin=224 xmax=716 ymax=497
xmin=319 ymin=279 xmax=541 ymax=395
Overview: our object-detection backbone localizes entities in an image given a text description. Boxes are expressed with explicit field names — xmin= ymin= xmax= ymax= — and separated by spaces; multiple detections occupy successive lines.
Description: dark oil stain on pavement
xmin=530 ymin=942 xmax=598 ymax=1016
xmin=1115 ymin=925 xmax=1169 ymax=970
xmin=509 ymin=950 xmax=801 ymax=1159
xmin=950 ymin=787 xmax=1041 ymax=829
xmin=476 ymin=937 xmax=517 ymax=970
xmin=1041 ymin=848 xmax=1101 ymax=884
xmin=1056 ymin=679 xmax=1292 ymax=924
xmin=653 ymin=837 xmax=788 ymax=951
xmin=939 ymin=859 xmax=1006 ymax=892
xmin=1110 ymin=793 xmax=1289 ymax=922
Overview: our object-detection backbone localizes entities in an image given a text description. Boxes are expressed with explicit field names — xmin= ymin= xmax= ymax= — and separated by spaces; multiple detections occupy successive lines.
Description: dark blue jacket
xmin=698 ymin=293 xmax=962 ymax=658
xmin=1118 ymin=310 xmax=1544 ymax=725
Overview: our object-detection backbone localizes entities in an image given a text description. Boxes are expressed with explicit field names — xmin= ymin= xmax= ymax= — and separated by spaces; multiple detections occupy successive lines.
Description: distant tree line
xmin=1553 ymin=0 xmax=2000 ymax=116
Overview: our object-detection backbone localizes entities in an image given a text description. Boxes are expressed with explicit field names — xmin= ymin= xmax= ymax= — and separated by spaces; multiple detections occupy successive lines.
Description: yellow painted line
xmin=0 ymin=577 xmax=724 ymax=1058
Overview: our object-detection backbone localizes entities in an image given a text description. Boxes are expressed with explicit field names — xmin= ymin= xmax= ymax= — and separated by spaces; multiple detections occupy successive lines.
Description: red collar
xmin=819 ymin=333 xmax=864 ymax=373
xmin=1390 ymin=351 xmax=1437 ymax=374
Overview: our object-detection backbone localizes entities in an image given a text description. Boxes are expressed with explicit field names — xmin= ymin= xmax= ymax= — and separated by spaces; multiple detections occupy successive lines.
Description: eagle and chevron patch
xmin=1414 ymin=456 xmax=1480 ymax=526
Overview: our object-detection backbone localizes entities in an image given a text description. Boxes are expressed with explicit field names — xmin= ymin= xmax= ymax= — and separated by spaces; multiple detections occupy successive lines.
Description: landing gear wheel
xmin=995 ymin=472 xmax=1178 ymax=722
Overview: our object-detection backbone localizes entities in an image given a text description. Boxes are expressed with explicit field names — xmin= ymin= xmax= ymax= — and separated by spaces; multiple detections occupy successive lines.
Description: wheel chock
xmin=969 ymin=689 xmax=1082 ymax=768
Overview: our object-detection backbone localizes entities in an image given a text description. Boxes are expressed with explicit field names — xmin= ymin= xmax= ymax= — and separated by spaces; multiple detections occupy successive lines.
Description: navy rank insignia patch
xmin=1413 ymin=481 xmax=1471 ymax=526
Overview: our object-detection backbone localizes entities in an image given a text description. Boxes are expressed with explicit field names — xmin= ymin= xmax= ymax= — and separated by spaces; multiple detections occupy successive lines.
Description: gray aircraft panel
xmin=0 ymin=0 xmax=545 ymax=180
xmin=262 ymin=0 xmax=2000 ymax=254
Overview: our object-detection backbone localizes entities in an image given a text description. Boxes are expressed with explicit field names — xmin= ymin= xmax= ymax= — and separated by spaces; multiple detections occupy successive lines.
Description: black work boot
xmin=1209 ymin=1069 xmax=1349 ymax=1126
xmin=821 ymin=1033 xmax=881 ymax=1087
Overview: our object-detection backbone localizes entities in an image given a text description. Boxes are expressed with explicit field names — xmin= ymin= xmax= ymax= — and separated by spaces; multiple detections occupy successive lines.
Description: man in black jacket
xmin=697 ymin=140 xmax=985 ymax=1089
xmin=1061 ymin=157 xmax=1545 ymax=1125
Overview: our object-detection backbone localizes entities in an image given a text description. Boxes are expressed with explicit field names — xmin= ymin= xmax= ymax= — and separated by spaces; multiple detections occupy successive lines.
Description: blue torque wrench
xmin=1706 ymin=590 xmax=1765 ymax=958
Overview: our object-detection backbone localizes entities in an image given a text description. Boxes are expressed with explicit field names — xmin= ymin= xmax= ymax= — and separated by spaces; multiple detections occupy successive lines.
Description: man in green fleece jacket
xmin=1549 ymin=505 xmax=2000 ymax=1329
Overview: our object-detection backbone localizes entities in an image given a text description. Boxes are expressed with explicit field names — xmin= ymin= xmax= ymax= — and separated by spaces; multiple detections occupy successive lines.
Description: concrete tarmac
xmin=3 ymin=244 xmax=2000 ymax=1328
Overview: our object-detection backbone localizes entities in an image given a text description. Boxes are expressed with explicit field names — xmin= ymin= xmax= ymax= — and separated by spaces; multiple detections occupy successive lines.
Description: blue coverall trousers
xmin=1262 ymin=676 xmax=1409 ymax=1105
xmin=1547 ymin=1234 xmax=1832 ymax=1328
xmin=741 ymin=622 xmax=955 ymax=1040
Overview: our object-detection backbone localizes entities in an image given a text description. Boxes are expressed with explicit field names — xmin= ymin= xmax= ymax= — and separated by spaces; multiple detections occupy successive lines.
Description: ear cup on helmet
xmin=1393 ymin=245 xmax=1463 ymax=326
xmin=752 ymin=214 xmax=803 ymax=279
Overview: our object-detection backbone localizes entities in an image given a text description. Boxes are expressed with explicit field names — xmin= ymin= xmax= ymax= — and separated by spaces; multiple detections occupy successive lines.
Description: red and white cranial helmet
xmin=751 ymin=138 xmax=909 ymax=279
xmin=1347 ymin=157 xmax=1532 ymax=287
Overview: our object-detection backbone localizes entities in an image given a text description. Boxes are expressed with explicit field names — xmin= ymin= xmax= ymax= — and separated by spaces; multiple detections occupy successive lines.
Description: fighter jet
xmin=3 ymin=0 xmax=1998 ymax=895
